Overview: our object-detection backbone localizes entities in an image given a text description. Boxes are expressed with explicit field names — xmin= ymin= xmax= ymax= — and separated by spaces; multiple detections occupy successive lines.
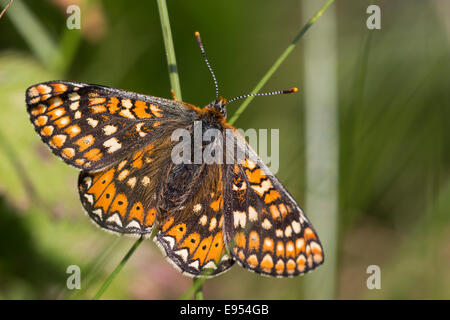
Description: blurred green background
xmin=0 ymin=0 xmax=449 ymax=299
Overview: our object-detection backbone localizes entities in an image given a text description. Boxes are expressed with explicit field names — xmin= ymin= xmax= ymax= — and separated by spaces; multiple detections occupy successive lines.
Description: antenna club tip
xmin=291 ymin=87 xmax=299 ymax=93
xmin=194 ymin=31 xmax=200 ymax=38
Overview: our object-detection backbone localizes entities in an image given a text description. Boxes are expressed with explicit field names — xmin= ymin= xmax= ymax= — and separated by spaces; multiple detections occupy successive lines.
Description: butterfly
xmin=25 ymin=32 xmax=324 ymax=278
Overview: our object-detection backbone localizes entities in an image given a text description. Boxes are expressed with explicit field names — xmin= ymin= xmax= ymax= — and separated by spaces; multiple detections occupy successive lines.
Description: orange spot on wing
xmin=47 ymin=107 xmax=65 ymax=120
xmin=286 ymin=260 xmax=296 ymax=274
xmin=270 ymin=205 xmax=281 ymax=220
xmin=260 ymin=255 xmax=274 ymax=273
xmin=40 ymin=126 xmax=54 ymax=136
xmin=246 ymin=168 xmax=266 ymax=184
xmin=263 ymin=237 xmax=274 ymax=253
xmin=84 ymin=148 xmax=102 ymax=161
xmin=192 ymin=236 xmax=213 ymax=265
xmin=248 ymin=231 xmax=260 ymax=251
xmin=304 ymin=227 xmax=317 ymax=240
xmin=180 ymin=232 xmax=201 ymax=254
xmin=47 ymin=97 xmax=63 ymax=110
xmin=108 ymin=97 xmax=120 ymax=114
xmin=75 ymin=135 xmax=95 ymax=151
xmin=127 ymin=202 xmax=144 ymax=223
xmin=161 ymin=217 xmax=174 ymax=232
xmin=131 ymin=150 xmax=144 ymax=169
xmin=297 ymin=255 xmax=306 ymax=272
xmin=167 ymin=223 xmax=187 ymax=244
xmin=275 ymin=260 xmax=285 ymax=274
xmin=51 ymin=83 xmax=68 ymax=94
xmin=295 ymin=238 xmax=305 ymax=255
xmin=264 ymin=190 xmax=281 ymax=203
xmin=65 ymin=124 xmax=81 ymax=138
xmin=50 ymin=135 xmax=66 ymax=148
xmin=94 ymin=182 xmax=116 ymax=212
xmin=285 ymin=241 xmax=295 ymax=258
xmin=54 ymin=116 xmax=70 ymax=128
xmin=145 ymin=208 xmax=156 ymax=227
xmin=133 ymin=100 xmax=152 ymax=118
xmin=109 ymin=193 xmax=128 ymax=218
xmin=246 ymin=255 xmax=258 ymax=268
xmin=205 ymin=232 xmax=224 ymax=264
xmin=209 ymin=196 xmax=222 ymax=211
xmin=276 ymin=241 xmax=285 ymax=258
xmin=234 ymin=232 xmax=246 ymax=249
xmin=88 ymin=168 xmax=115 ymax=201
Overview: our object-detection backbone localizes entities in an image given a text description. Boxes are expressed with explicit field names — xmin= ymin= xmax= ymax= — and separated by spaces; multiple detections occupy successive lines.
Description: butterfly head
xmin=206 ymin=97 xmax=227 ymax=118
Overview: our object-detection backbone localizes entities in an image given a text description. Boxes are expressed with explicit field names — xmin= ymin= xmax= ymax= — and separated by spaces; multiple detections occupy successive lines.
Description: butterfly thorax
xmin=204 ymin=97 xmax=227 ymax=119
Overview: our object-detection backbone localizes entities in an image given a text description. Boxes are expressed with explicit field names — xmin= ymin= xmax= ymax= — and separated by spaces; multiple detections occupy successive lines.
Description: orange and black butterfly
xmin=25 ymin=32 xmax=323 ymax=278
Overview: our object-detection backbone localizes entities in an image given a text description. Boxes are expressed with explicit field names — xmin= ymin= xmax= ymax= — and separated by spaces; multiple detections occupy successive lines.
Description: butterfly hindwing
xmin=154 ymin=163 xmax=234 ymax=277
xmin=223 ymin=132 xmax=324 ymax=277
xmin=26 ymin=81 xmax=192 ymax=172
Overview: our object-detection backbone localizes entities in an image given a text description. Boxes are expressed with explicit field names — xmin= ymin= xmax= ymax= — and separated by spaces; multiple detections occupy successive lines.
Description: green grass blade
xmin=228 ymin=0 xmax=335 ymax=125
xmin=157 ymin=0 xmax=182 ymax=101
xmin=93 ymin=236 xmax=144 ymax=300
xmin=0 ymin=0 xmax=62 ymax=73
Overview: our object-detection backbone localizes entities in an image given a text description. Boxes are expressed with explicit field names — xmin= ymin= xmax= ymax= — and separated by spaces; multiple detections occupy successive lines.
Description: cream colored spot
xmin=103 ymin=137 xmax=122 ymax=153
xmin=141 ymin=176 xmax=150 ymax=186
xmin=251 ymin=179 xmax=273 ymax=196
xmin=262 ymin=218 xmax=272 ymax=230
xmin=126 ymin=220 xmax=141 ymax=229
xmin=245 ymin=158 xmax=256 ymax=170
xmin=233 ymin=181 xmax=247 ymax=191
xmin=70 ymin=101 xmax=80 ymax=110
xmin=174 ymin=248 xmax=189 ymax=262
xmin=103 ymin=125 xmax=118 ymax=135
xmin=284 ymin=226 xmax=292 ymax=238
xmin=69 ymin=92 xmax=80 ymax=101
xmin=53 ymin=108 xmax=64 ymax=118
xmin=292 ymin=221 xmax=301 ymax=234
xmin=127 ymin=177 xmax=136 ymax=188
xmin=121 ymin=99 xmax=132 ymax=108
xmin=118 ymin=170 xmax=129 ymax=181
xmin=193 ymin=204 xmax=202 ymax=213
xmin=117 ymin=160 xmax=127 ymax=170
xmin=106 ymin=213 xmax=122 ymax=227
xmin=233 ymin=210 xmax=247 ymax=228
xmin=74 ymin=111 xmax=82 ymax=119
xmin=119 ymin=109 xmax=135 ymax=119
xmin=28 ymin=86 xmax=39 ymax=97
xmin=276 ymin=229 xmax=283 ymax=237
xmin=199 ymin=215 xmax=207 ymax=226
xmin=248 ymin=206 xmax=258 ymax=222
xmin=209 ymin=217 xmax=217 ymax=231
xmin=87 ymin=118 xmax=98 ymax=128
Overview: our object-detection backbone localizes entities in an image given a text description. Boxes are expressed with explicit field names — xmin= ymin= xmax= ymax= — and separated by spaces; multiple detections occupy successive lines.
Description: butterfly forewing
xmin=26 ymin=81 xmax=191 ymax=172
xmin=223 ymin=131 xmax=324 ymax=277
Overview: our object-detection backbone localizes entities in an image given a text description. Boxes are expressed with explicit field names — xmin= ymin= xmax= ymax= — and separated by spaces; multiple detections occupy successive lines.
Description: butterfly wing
xmin=77 ymin=137 xmax=175 ymax=235
xmin=223 ymin=130 xmax=324 ymax=277
xmin=154 ymin=160 xmax=234 ymax=278
xmin=26 ymin=81 xmax=194 ymax=172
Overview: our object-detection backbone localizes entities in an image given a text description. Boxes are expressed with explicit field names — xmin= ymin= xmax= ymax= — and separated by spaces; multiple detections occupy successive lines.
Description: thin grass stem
xmin=228 ymin=0 xmax=335 ymax=125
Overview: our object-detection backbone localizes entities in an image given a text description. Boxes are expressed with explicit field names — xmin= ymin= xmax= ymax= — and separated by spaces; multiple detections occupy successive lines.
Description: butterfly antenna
xmin=226 ymin=87 xmax=298 ymax=105
xmin=195 ymin=31 xmax=219 ymax=102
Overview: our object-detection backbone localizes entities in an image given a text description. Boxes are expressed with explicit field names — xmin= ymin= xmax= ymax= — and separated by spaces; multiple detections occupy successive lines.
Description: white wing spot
xmin=103 ymin=137 xmax=122 ymax=153
xmin=103 ymin=125 xmax=118 ymax=136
